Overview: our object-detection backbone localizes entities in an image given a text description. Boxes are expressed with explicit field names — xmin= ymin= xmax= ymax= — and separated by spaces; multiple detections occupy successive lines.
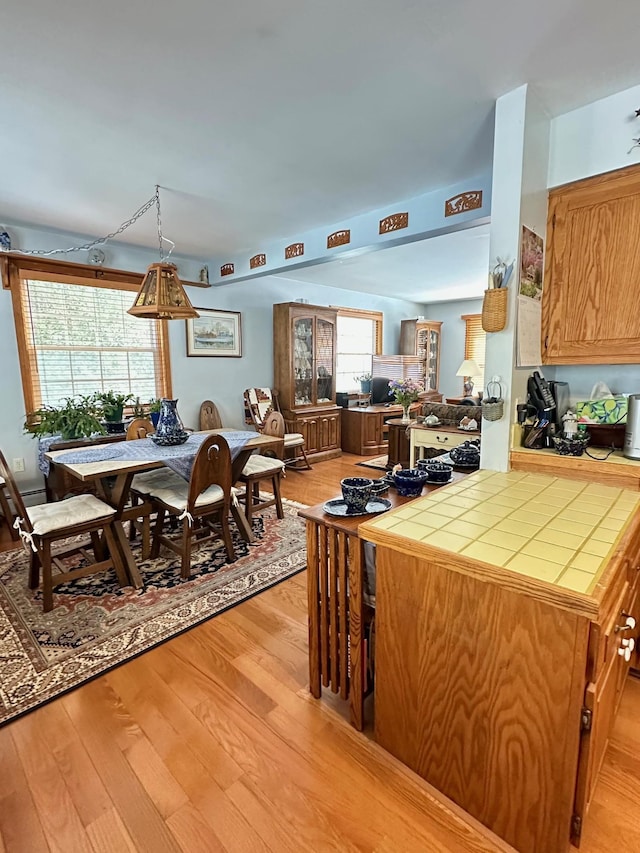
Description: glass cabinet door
xmin=427 ymin=328 xmax=439 ymax=392
xmin=316 ymin=318 xmax=335 ymax=403
xmin=293 ymin=317 xmax=313 ymax=405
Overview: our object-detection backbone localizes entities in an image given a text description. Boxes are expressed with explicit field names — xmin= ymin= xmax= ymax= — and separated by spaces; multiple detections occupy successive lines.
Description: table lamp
xmin=456 ymin=359 xmax=480 ymax=397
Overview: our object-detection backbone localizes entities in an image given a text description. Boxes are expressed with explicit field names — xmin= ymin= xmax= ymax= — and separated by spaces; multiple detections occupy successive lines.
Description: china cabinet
xmin=542 ymin=163 xmax=640 ymax=364
xmin=273 ymin=302 xmax=342 ymax=461
xmin=399 ymin=319 xmax=442 ymax=392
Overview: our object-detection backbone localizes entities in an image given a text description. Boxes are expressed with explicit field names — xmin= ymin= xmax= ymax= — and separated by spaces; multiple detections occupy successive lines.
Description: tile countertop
xmin=361 ymin=470 xmax=640 ymax=596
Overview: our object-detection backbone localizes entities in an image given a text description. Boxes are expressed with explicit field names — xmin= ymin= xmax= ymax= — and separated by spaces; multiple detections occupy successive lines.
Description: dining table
xmin=45 ymin=429 xmax=284 ymax=589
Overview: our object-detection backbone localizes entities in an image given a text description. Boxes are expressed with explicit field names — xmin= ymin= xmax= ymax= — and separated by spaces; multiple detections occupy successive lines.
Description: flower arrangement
xmin=389 ymin=377 xmax=424 ymax=408
xmin=354 ymin=373 xmax=372 ymax=383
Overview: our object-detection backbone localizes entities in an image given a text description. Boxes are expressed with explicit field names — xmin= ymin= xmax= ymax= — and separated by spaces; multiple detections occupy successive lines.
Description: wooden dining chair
xmin=263 ymin=410 xmax=312 ymax=470
xmin=239 ymin=453 xmax=285 ymax=522
xmin=126 ymin=417 xmax=155 ymax=440
xmin=149 ymin=434 xmax=237 ymax=579
xmin=199 ymin=400 xmax=223 ymax=431
xmin=0 ymin=472 xmax=19 ymax=540
xmin=0 ymin=451 xmax=128 ymax=612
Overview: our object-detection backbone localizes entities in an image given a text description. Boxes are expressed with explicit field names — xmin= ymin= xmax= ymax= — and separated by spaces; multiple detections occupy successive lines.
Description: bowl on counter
xmin=449 ymin=440 xmax=481 ymax=467
xmin=552 ymin=433 xmax=590 ymax=457
xmin=416 ymin=459 xmax=453 ymax=483
xmin=340 ymin=476 xmax=374 ymax=513
xmin=370 ymin=477 xmax=390 ymax=496
xmin=391 ymin=468 xmax=429 ymax=497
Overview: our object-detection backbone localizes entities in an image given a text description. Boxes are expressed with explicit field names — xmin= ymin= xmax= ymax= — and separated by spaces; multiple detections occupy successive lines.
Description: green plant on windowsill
xmin=93 ymin=390 xmax=135 ymax=423
xmin=24 ymin=396 xmax=106 ymax=441
xmin=148 ymin=398 xmax=162 ymax=414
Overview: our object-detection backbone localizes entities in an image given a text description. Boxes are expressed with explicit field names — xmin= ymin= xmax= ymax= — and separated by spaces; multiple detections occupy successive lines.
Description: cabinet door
xmin=293 ymin=316 xmax=314 ymax=406
xmin=416 ymin=323 xmax=441 ymax=391
xmin=543 ymin=165 xmax=640 ymax=364
xmin=315 ymin=317 xmax=335 ymax=404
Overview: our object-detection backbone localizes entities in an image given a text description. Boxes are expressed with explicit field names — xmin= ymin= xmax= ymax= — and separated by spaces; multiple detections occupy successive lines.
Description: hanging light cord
xmin=8 ymin=185 xmax=174 ymax=258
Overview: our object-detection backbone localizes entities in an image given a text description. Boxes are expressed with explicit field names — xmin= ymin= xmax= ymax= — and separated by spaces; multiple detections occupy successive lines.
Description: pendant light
xmin=128 ymin=186 xmax=199 ymax=320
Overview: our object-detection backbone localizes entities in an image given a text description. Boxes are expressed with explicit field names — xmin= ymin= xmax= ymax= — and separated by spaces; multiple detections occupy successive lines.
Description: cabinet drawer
xmin=415 ymin=431 xmax=467 ymax=450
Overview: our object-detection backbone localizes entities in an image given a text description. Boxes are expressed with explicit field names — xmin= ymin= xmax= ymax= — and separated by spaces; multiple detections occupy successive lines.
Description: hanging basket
xmin=482 ymin=379 xmax=505 ymax=422
xmin=482 ymin=287 xmax=508 ymax=333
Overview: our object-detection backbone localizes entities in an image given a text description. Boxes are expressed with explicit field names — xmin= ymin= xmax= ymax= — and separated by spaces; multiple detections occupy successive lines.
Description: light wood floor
xmin=1 ymin=455 xmax=639 ymax=852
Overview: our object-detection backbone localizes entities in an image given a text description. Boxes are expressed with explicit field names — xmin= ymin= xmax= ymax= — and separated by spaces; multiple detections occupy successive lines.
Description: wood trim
xmin=1 ymin=253 xmax=209 ymax=290
xmin=9 ymin=272 xmax=38 ymax=416
xmin=332 ymin=306 xmax=384 ymax=354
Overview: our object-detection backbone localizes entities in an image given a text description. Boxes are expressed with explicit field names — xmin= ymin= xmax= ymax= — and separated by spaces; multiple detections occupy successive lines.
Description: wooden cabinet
xmin=273 ymin=302 xmax=342 ymax=462
xmin=361 ymin=473 xmax=640 ymax=852
xmin=542 ymin=163 xmax=640 ymax=364
xmin=340 ymin=404 xmax=420 ymax=456
xmin=399 ymin=319 xmax=442 ymax=391
xmin=409 ymin=423 xmax=474 ymax=465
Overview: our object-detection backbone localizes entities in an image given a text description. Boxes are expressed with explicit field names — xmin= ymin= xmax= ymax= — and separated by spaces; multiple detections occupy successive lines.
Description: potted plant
xmin=355 ymin=373 xmax=373 ymax=394
xmin=148 ymin=398 xmax=162 ymax=428
xmin=24 ymin=396 xmax=105 ymax=441
xmin=94 ymin=390 xmax=134 ymax=434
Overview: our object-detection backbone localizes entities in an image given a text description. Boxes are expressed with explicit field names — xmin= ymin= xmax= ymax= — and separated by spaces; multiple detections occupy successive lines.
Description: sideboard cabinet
xmin=399 ymin=319 xmax=442 ymax=392
xmin=273 ymin=302 xmax=341 ymax=461
xmin=542 ymin=163 xmax=640 ymax=364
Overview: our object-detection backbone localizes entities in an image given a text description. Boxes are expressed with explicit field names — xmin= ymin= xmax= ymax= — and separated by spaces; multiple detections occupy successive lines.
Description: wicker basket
xmin=481 ymin=379 xmax=504 ymax=421
xmin=482 ymin=287 xmax=508 ymax=333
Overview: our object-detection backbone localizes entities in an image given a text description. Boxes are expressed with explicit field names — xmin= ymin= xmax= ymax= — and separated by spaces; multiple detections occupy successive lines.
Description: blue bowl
xmin=416 ymin=459 xmax=453 ymax=482
xmin=393 ymin=468 xmax=428 ymax=497
xmin=150 ymin=431 xmax=189 ymax=446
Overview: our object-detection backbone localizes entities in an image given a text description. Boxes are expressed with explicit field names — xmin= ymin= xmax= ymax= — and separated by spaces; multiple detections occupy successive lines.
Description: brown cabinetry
xmin=273 ymin=302 xmax=341 ymax=462
xmin=340 ymin=404 xmax=419 ymax=456
xmin=542 ymin=163 xmax=640 ymax=364
xmin=399 ymin=318 xmax=442 ymax=391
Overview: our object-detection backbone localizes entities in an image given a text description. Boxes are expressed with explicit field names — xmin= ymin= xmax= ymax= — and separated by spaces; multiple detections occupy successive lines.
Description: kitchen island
xmin=359 ymin=470 xmax=640 ymax=853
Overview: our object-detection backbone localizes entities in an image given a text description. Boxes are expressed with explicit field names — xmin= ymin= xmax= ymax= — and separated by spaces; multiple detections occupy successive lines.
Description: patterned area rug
xmin=356 ymin=454 xmax=390 ymax=471
xmin=0 ymin=499 xmax=307 ymax=726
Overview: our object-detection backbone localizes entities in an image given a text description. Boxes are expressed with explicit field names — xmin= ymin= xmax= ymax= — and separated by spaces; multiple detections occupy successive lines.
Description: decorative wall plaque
xmin=250 ymin=253 xmax=266 ymax=269
xmin=379 ymin=212 xmax=409 ymax=234
xmin=445 ymin=191 xmax=483 ymax=217
xmin=285 ymin=242 xmax=304 ymax=259
xmin=220 ymin=263 xmax=234 ymax=276
xmin=327 ymin=229 xmax=351 ymax=249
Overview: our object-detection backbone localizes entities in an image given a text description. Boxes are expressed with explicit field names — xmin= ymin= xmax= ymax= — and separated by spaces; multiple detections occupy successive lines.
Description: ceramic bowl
xmin=392 ymin=468 xmax=428 ymax=497
xmin=341 ymin=477 xmax=374 ymax=512
xmin=552 ymin=433 xmax=590 ymax=457
xmin=370 ymin=478 xmax=390 ymax=496
xmin=416 ymin=459 xmax=453 ymax=482
xmin=150 ymin=431 xmax=189 ymax=446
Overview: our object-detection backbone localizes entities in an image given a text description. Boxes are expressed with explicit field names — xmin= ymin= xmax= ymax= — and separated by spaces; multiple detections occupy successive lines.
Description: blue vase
xmin=152 ymin=398 xmax=188 ymax=446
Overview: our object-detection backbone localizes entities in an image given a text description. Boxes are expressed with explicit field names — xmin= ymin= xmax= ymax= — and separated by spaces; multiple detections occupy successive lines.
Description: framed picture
xmin=186 ymin=308 xmax=242 ymax=357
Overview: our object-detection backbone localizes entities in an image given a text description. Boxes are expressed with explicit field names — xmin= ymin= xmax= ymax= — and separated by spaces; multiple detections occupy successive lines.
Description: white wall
xmin=548 ymin=81 xmax=640 ymax=400
xmin=548 ymin=82 xmax=640 ymax=188
xmin=0 ymin=222 xmax=426 ymax=494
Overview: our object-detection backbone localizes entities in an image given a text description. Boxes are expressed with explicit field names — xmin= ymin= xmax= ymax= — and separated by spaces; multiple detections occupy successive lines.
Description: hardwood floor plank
xmin=61 ymin=680 xmax=181 ymax=853
xmin=85 ymin=808 xmax=138 ymax=853
xmin=165 ymin=803 xmax=227 ymax=853
xmin=123 ymin=735 xmax=190 ymax=819
xmin=0 ymin=729 xmax=50 ymax=853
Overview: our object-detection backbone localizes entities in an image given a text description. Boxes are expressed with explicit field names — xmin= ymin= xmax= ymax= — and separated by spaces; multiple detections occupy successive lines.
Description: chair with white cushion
xmin=0 ymin=473 xmax=19 ymax=540
xmin=263 ymin=410 xmax=312 ymax=471
xmin=0 ymin=451 xmax=128 ymax=612
xmin=239 ymin=453 xmax=285 ymax=522
xmin=149 ymin=434 xmax=237 ymax=579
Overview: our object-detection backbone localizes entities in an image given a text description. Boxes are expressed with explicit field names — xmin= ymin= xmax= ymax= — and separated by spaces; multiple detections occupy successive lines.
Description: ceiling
xmin=1 ymin=0 xmax=639 ymax=274
xmin=273 ymin=223 xmax=491 ymax=303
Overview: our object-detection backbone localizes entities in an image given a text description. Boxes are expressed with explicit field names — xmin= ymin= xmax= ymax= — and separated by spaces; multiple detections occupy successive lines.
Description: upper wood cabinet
xmin=542 ymin=164 xmax=640 ymax=364
xmin=399 ymin=319 xmax=442 ymax=391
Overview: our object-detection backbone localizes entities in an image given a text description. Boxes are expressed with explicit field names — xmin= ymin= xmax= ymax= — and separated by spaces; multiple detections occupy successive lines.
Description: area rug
xmin=356 ymin=454 xmax=390 ymax=471
xmin=0 ymin=499 xmax=307 ymax=726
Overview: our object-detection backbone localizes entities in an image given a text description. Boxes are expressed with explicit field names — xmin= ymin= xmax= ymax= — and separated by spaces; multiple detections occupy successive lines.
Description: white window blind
xmin=334 ymin=310 xmax=382 ymax=392
xmin=18 ymin=278 xmax=170 ymax=410
xmin=462 ymin=314 xmax=486 ymax=393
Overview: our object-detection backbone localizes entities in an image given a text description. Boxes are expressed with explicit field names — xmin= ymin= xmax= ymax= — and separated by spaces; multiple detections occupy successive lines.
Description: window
xmin=462 ymin=314 xmax=486 ymax=393
xmin=4 ymin=256 xmax=171 ymax=414
xmin=334 ymin=308 xmax=383 ymax=392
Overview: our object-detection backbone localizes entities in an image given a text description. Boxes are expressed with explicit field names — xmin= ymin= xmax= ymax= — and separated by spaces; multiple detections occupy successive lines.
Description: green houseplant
xmin=94 ymin=391 xmax=134 ymax=433
xmin=355 ymin=373 xmax=373 ymax=394
xmin=148 ymin=397 xmax=162 ymax=428
xmin=24 ymin=396 xmax=105 ymax=441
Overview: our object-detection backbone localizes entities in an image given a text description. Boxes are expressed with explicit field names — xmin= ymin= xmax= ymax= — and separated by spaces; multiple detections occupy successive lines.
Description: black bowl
xmin=417 ymin=459 xmax=453 ymax=482
xmin=370 ymin=478 xmax=390 ymax=496
xmin=393 ymin=468 xmax=428 ymax=497
xmin=340 ymin=476 xmax=373 ymax=512
xmin=150 ymin=431 xmax=189 ymax=447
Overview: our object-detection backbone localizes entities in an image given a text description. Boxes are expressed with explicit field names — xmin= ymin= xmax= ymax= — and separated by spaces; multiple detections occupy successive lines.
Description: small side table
xmin=386 ymin=418 xmax=412 ymax=469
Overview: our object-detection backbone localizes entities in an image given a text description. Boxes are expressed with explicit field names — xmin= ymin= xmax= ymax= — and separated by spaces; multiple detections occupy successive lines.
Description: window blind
xmin=462 ymin=314 xmax=486 ymax=392
xmin=334 ymin=308 xmax=383 ymax=392
xmin=15 ymin=276 xmax=171 ymax=413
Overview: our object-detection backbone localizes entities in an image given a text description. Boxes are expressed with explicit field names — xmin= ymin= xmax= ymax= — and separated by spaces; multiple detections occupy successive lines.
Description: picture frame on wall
xmin=186 ymin=308 xmax=242 ymax=357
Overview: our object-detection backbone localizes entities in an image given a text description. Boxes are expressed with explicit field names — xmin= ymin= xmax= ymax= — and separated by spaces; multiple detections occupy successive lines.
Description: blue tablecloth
xmin=43 ymin=431 xmax=255 ymax=481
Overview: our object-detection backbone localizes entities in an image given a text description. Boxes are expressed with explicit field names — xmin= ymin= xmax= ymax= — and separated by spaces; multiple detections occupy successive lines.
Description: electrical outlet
xmin=12 ymin=458 xmax=25 ymax=473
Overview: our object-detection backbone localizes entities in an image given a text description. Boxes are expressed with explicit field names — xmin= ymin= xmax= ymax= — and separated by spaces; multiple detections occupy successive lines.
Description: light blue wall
xmin=0 ymin=221 xmax=426 ymax=493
